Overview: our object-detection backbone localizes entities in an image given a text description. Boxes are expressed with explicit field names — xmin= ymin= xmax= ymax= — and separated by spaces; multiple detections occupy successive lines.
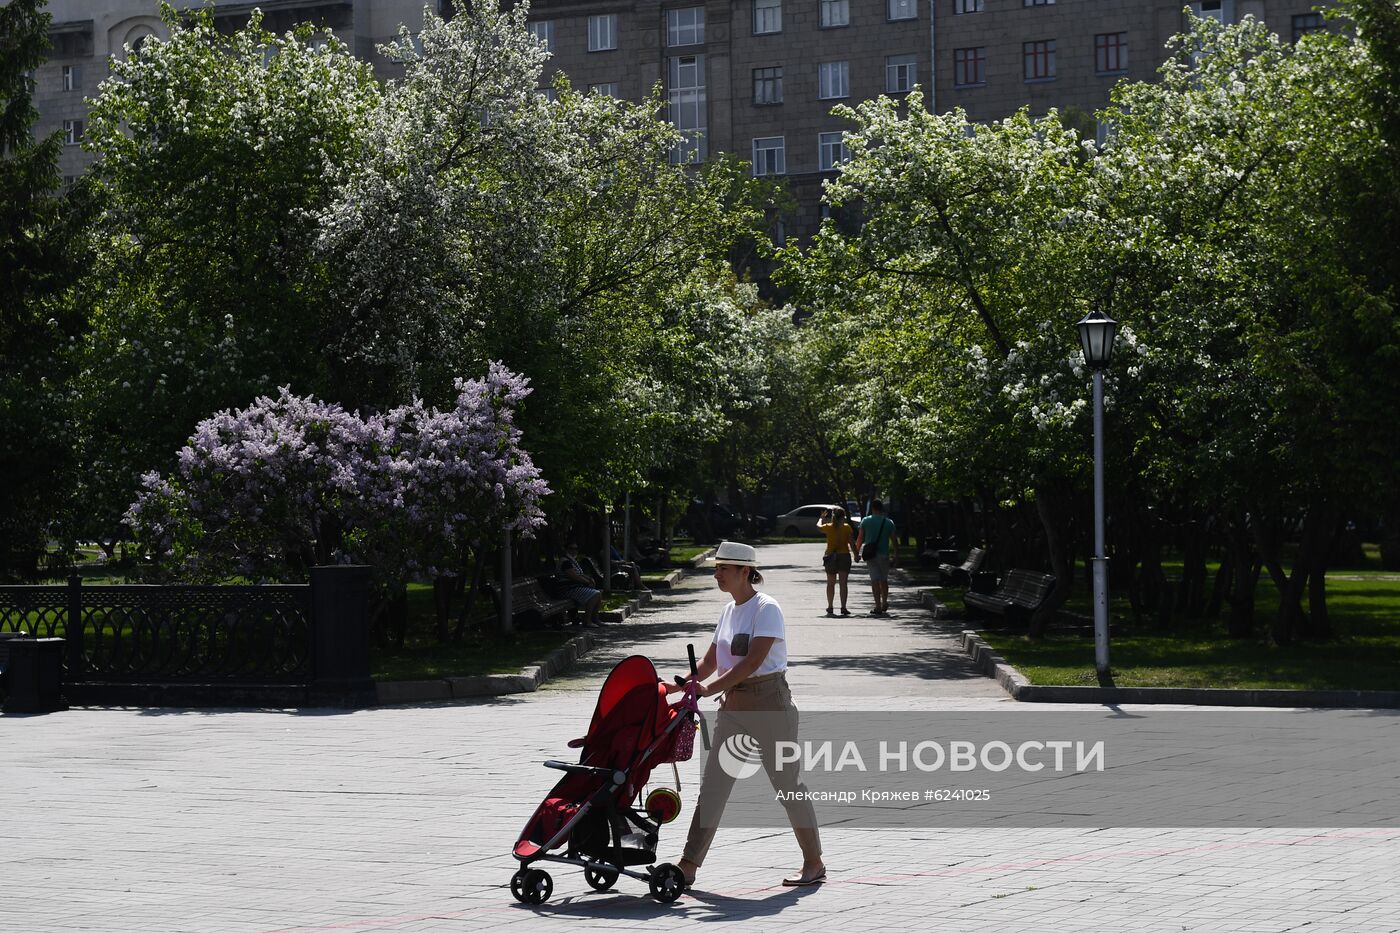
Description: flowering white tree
xmin=789 ymin=9 xmax=1400 ymax=639
xmin=314 ymin=1 xmax=768 ymax=515
xmin=78 ymin=3 xmax=381 ymax=544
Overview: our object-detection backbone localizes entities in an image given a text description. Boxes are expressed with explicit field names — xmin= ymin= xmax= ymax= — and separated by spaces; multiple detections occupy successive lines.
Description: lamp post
xmin=1076 ymin=309 xmax=1118 ymax=680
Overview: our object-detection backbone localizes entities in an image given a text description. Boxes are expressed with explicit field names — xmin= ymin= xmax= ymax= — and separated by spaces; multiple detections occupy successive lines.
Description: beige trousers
xmin=681 ymin=671 xmax=823 ymax=867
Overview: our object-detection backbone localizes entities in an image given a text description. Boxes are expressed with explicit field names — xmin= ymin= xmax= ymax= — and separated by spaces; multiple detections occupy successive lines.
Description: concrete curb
xmin=642 ymin=568 xmax=685 ymax=590
xmin=918 ymin=587 xmax=952 ymax=618
xmin=689 ymin=547 xmax=718 ymax=569
xmin=374 ymin=630 xmax=599 ymax=704
xmin=598 ymin=588 xmax=654 ymax=623
xmin=959 ymin=630 xmax=1400 ymax=709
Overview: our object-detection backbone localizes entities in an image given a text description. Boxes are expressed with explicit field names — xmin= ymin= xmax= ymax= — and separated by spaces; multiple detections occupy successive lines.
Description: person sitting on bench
xmin=558 ymin=543 xmax=604 ymax=628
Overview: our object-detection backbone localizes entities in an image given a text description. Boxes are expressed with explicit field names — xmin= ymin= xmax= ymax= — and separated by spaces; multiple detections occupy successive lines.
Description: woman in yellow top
xmin=817 ymin=507 xmax=857 ymax=616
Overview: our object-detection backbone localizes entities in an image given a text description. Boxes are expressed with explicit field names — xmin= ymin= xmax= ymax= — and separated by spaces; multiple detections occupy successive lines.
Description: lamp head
xmin=1076 ymin=310 xmax=1118 ymax=370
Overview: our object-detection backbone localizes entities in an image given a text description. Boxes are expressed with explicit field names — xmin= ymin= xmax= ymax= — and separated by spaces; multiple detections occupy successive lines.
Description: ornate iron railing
xmin=0 ymin=578 xmax=312 ymax=684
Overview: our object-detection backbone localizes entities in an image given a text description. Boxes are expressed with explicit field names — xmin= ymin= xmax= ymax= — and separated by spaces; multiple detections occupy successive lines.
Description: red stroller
xmin=510 ymin=651 xmax=703 ymax=905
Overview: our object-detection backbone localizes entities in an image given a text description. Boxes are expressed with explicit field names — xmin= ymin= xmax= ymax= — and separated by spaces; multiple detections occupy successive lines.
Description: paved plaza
xmin=4 ymin=542 xmax=1398 ymax=932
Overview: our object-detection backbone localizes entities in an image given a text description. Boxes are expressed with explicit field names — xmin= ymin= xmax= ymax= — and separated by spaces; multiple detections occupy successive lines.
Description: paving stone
xmin=2 ymin=543 xmax=1396 ymax=932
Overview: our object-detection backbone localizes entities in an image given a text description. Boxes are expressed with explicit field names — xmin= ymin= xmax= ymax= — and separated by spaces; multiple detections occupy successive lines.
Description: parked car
xmin=681 ymin=500 xmax=744 ymax=540
xmin=774 ymin=504 xmax=846 ymax=537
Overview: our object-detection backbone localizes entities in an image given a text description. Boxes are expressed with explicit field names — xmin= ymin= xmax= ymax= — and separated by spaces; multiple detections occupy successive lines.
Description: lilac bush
xmin=125 ymin=363 xmax=547 ymax=583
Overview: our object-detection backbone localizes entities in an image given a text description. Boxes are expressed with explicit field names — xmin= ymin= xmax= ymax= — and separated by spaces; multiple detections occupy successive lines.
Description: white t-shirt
xmin=713 ymin=591 xmax=787 ymax=678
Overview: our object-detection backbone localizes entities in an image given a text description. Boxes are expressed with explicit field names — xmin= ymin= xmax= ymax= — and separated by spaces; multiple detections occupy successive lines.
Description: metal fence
xmin=0 ymin=567 xmax=372 ymax=706
xmin=0 ymin=577 xmax=313 ymax=683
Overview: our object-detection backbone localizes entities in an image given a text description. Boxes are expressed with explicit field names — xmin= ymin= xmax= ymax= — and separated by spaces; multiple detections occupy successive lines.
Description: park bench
xmin=488 ymin=578 xmax=574 ymax=629
xmin=938 ymin=547 xmax=987 ymax=587
xmin=581 ymin=555 xmax=634 ymax=591
xmin=964 ymin=569 xmax=1056 ymax=622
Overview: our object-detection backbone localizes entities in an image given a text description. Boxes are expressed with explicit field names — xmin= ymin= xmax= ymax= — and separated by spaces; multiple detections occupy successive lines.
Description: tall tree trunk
xmin=1380 ymin=500 xmax=1400 ymax=571
xmin=1181 ymin=513 xmax=1208 ymax=617
xmin=1306 ymin=562 xmax=1331 ymax=640
xmin=433 ymin=574 xmax=454 ymax=643
xmin=1303 ymin=510 xmax=1339 ymax=640
xmin=453 ymin=545 xmax=489 ymax=642
xmin=1266 ymin=503 xmax=1330 ymax=647
xmin=658 ymin=491 xmax=668 ymax=547
xmin=1226 ymin=516 xmax=1256 ymax=638
xmin=1029 ymin=485 xmax=1073 ymax=637
xmin=390 ymin=583 xmax=409 ymax=651
xmin=1140 ymin=535 xmax=1165 ymax=629
xmin=1206 ymin=550 xmax=1232 ymax=619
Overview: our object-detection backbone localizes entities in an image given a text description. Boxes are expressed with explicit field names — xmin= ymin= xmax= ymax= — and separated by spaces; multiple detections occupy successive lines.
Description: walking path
xmin=546 ymin=540 xmax=1007 ymax=702
xmin=3 ymin=542 xmax=1397 ymax=933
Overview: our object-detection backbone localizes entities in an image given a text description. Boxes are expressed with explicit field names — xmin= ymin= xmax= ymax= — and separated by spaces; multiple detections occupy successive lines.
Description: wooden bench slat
xmin=965 ymin=569 xmax=1055 ymax=620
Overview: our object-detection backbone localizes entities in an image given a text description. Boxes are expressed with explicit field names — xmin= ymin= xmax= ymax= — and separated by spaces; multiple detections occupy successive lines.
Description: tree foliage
xmin=77 ymin=3 xmax=381 ymax=543
xmin=0 ymin=0 xmax=89 ymax=579
xmin=789 ymin=9 xmax=1400 ymax=640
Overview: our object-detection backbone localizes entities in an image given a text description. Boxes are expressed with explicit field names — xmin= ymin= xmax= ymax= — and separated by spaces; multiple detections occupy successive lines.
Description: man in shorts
xmin=854 ymin=500 xmax=899 ymax=616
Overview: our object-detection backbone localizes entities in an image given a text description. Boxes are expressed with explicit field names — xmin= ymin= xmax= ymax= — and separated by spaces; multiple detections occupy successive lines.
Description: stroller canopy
xmin=581 ymin=655 xmax=671 ymax=773
xmin=513 ymin=655 xmax=674 ymax=861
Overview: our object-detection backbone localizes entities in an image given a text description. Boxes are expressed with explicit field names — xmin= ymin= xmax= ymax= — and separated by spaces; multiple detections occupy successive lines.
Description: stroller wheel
xmin=584 ymin=865 xmax=619 ymax=892
xmin=511 ymin=868 xmax=553 ymax=905
xmin=649 ymin=863 xmax=686 ymax=903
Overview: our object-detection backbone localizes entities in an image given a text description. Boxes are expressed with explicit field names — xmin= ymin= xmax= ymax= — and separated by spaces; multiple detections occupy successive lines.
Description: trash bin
xmin=2 ymin=636 xmax=68 ymax=715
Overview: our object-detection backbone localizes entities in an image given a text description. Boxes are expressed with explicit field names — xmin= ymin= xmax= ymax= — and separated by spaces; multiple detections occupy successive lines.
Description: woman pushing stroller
xmin=666 ymin=541 xmax=827 ymax=889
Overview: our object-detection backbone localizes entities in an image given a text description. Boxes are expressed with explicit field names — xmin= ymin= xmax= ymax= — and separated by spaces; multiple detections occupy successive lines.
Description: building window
xmin=754 ymin=0 xmax=782 ymax=35
xmin=954 ymin=47 xmax=985 ymax=87
xmin=667 ymin=7 xmax=705 ymax=47
xmin=1024 ymin=0 xmax=1054 ymax=5
xmin=1095 ymin=32 xmax=1127 ymax=74
xmin=953 ymin=0 xmax=982 ymax=12
xmin=669 ymin=55 xmax=707 ymax=164
xmin=753 ymin=66 xmax=783 ymax=105
xmin=1292 ymin=12 xmax=1325 ymax=42
xmin=818 ymin=131 xmax=849 ymax=171
xmin=1023 ymin=40 xmax=1056 ymax=81
xmin=538 ymin=87 xmax=558 ymax=102
xmin=61 ymin=64 xmax=80 ymax=92
xmin=590 ymin=82 xmax=619 ymax=97
xmin=63 ymin=119 xmax=84 ymax=145
xmin=528 ymin=21 xmax=554 ymax=53
xmin=889 ymin=0 xmax=918 ymax=20
xmin=588 ymin=14 xmax=618 ymax=52
xmin=1194 ymin=0 xmax=1226 ymax=23
xmin=886 ymin=54 xmax=917 ymax=93
xmin=818 ymin=61 xmax=849 ymax=100
xmin=752 ymin=136 xmax=785 ymax=176
xmin=1095 ymin=119 xmax=1116 ymax=149
xmin=821 ymin=0 xmax=850 ymax=28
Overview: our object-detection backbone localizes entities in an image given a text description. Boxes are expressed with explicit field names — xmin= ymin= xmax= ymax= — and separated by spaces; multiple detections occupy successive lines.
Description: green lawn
xmin=667 ymin=543 xmax=712 ymax=564
xmin=371 ymin=581 xmax=575 ymax=681
xmin=973 ymin=571 xmax=1400 ymax=692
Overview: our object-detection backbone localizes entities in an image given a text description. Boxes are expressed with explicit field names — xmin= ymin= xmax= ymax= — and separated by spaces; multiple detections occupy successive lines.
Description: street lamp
xmin=1076 ymin=309 xmax=1117 ymax=681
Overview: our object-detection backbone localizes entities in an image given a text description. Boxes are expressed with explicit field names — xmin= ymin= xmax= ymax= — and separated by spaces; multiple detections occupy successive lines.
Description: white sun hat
xmin=706 ymin=541 xmax=759 ymax=567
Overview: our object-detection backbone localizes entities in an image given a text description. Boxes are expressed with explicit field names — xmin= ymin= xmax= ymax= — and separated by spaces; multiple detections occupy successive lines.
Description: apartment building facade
xmin=32 ymin=0 xmax=1329 ymax=228
xmin=527 ymin=0 xmax=1329 ymax=234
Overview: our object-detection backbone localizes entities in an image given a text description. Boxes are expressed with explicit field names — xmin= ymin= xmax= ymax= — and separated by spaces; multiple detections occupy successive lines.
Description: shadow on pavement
xmin=516 ymin=880 xmax=822 ymax=922
xmin=792 ymin=651 xmax=990 ymax=682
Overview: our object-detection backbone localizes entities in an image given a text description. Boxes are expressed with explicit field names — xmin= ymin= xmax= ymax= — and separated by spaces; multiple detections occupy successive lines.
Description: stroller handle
xmin=544 ymin=760 xmax=626 ymax=786
xmin=686 ymin=643 xmax=711 ymax=752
